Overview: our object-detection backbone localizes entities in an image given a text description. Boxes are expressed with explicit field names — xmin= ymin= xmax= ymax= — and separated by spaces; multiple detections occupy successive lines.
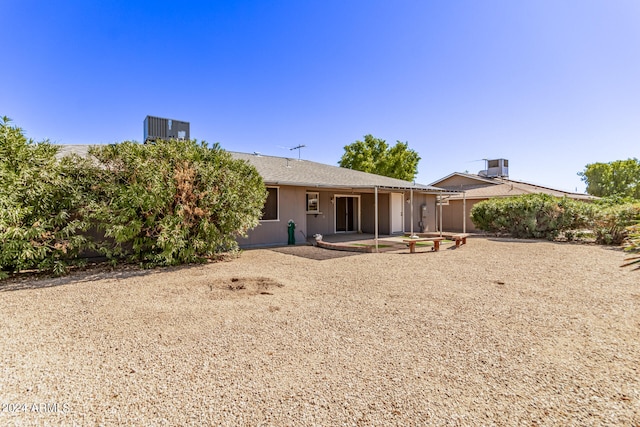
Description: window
xmin=306 ymin=192 xmax=320 ymax=213
xmin=261 ymin=187 xmax=279 ymax=221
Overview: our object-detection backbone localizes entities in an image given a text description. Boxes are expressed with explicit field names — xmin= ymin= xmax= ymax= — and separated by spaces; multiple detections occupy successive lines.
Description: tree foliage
xmin=1 ymin=116 xmax=267 ymax=277
xmin=0 ymin=117 xmax=90 ymax=277
xmin=578 ymin=158 xmax=640 ymax=199
xmin=78 ymin=139 xmax=267 ymax=267
xmin=338 ymin=134 xmax=420 ymax=181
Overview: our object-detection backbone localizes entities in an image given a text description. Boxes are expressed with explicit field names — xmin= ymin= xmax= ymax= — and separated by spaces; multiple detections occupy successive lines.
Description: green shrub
xmin=78 ymin=139 xmax=266 ymax=267
xmin=593 ymin=203 xmax=640 ymax=245
xmin=622 ymin=223 xmax=640 ymax=270
xmin=470 ymin=194 xmax=596 ymax=240
xmin=0 ymin=117 xmax=91 ymax=277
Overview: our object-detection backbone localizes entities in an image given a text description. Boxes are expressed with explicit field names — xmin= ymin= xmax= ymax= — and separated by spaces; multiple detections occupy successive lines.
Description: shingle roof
xmin=55 ymin=144 xmax=93 ymax=159
xmin=54 ymin=145 xmax=449 ymax=192
xmin=230 ymin=152 xmax=447 ymax=192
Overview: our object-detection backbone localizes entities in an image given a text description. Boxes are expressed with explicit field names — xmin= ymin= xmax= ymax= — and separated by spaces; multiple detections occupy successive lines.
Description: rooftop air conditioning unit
xmin=479 ymin=158 xmax=509 ymax=178
xmin=144 ymin=115 xmax=190 ymax=142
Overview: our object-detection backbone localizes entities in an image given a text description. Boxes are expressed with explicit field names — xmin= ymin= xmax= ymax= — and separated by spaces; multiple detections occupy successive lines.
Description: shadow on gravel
xmin=487 ymin=237 xmax=626 ymax=252
xmin=0 ymin=266 xmax=158 ymax=292
xmin=268 ymin=245 xmax=363 ymax=261
xmin=487 ymin=238 xmax=543 ymax=244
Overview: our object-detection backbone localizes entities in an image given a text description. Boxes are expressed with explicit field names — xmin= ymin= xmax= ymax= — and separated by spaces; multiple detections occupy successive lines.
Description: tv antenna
xmin=290 ymin=144 xmax=306 ymax=159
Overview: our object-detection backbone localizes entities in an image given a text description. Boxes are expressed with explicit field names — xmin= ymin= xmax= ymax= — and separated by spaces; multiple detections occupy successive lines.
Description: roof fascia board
xmin=261 ymin=181 xmax=459 ymax=193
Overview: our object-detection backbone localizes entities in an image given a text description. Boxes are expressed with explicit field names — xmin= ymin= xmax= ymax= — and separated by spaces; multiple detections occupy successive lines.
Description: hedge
xmin=0 ymin=117 xmax=91 ymax=277
xmin=77 ymin=139 xmax=267 ymax=266
xmin=1 ymin=118 xmax=266 ymax=277
xmin=470 ymin=193 xmax=596 ymax=240
xmin=471 ymin=193 xmax=640 ymax=244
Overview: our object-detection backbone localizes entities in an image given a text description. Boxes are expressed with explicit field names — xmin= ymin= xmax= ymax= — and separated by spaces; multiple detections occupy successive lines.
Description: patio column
xmin=374 ymin=186 xmax=379 ymax=252
xmin=410 ymin=189 xmax=414 ymax=237
xmin=438 ymin=193 xmax=443 ymax=237
xmin=463 ymin=191 xmax=467 ymax=233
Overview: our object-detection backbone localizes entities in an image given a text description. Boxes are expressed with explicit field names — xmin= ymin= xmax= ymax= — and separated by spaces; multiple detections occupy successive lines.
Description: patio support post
xmin=410 ymin=189 xmax=414 ymax=237
xmin=463 ymin=191 xmax=467 ymax=233
xmin=438 ymin=193 xmax=443 ymax=237
xmin=374 ymin=186 xmax=379 ymax=252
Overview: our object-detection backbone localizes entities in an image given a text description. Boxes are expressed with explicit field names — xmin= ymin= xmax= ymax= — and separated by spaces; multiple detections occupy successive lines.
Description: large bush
xmin=622 ymin=223 xmax=640 ymax=270
xmin=622 ymin=222 xmax=640 ymax=270
xmin=75 ymin=139 xmax=266 ymax=266
xmin=470 ymin=194 xmax=596 ymax=240
xmin=0 ymin=117 xmax=91 ymax=277
xmin=592 ymin=203 xmax=640 ymax=245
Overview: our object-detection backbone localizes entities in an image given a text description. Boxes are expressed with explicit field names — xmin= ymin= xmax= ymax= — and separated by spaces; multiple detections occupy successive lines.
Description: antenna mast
xmin=290 ymin=144 xmax=306 ymax=159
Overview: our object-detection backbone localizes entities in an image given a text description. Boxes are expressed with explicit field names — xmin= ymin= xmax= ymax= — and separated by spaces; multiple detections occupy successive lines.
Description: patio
xmin=310 ymin=233 xmax=457 ymax=253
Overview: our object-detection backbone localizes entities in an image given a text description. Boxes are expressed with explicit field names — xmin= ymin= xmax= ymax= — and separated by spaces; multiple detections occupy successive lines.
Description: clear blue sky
xmin=2 ymin=1 xmax=639 ymax=193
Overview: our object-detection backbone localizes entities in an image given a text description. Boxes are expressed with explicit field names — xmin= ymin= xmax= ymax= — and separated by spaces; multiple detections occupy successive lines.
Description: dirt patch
xmin=208 ymin=276 xmax=283 ymax=297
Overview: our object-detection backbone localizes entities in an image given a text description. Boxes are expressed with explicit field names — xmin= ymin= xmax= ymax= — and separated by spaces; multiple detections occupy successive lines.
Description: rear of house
xmin=56 ymin=145 xmax=456 ymax=247
xmin=231 ymin=152 xmax=453 ymax=247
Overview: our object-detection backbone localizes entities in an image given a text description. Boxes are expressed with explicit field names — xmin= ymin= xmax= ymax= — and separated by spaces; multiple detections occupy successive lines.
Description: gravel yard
xmin=1 ymin=237 xmax=639 ymax=426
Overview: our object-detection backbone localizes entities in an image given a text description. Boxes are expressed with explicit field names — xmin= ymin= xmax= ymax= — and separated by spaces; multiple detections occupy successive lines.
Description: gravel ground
xmin=1 ymin=237 xmax=639 ymax=426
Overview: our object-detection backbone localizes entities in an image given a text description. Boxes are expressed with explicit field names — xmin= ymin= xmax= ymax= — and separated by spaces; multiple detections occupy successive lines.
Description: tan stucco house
xmin=232 ymin=152 xmax=457 ymax=247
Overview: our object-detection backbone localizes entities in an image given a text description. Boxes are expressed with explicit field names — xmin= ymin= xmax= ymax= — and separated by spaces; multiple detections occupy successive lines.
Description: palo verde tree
xmin=0 ymin=117 xmax=91 ymax=277
xmin=78 ymin=139 xmax=266 ymax=267
xmin=578 ymin=158 xmax=640 ymax=199
xmin=338 ymin=134 xmax=421 ymax=181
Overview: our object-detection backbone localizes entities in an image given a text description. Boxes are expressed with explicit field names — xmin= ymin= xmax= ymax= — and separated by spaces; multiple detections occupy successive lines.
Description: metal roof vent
xmin=478 ymin=159 xmax=509 ymax=178
xmin=144 ymin=116 xmax=190 ymax=142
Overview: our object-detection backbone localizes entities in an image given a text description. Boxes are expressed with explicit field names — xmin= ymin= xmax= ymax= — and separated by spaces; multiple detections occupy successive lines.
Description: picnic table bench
xmin=451 ymin=233 xmax=470 ymax=248
xmin=403 ymin=237 xmax=444 ymax=253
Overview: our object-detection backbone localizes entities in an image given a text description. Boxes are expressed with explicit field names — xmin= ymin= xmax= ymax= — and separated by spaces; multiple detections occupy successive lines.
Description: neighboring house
xmin=231 ymin=152 xmax=456 ymax=247
xmin=430 ymin=159 xmax=597 ymax=233
xmin=57 ymin=145 xmax=457 ymax=247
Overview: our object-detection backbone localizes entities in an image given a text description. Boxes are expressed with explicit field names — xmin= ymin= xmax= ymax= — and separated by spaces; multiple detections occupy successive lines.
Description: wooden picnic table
xmin=403 ymin=237 xmax=443 ymax=253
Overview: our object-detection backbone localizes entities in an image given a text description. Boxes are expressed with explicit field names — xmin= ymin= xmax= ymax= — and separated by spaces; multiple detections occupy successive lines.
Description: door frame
xmin=334 ymin=194 xmax=361 ymax=233
xmin=390 ymin=192 xmax=404 ymax=234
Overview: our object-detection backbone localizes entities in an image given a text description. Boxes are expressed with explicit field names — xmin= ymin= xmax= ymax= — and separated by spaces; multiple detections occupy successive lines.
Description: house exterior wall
xmin=360 ymin=193 xmax=391 ymax=234
xmin=306 ymin=191 xmax=334 ymax=237
xmin=436 ymin=175 xmax=489 ymax=189
xmin=405 ymin=194 xmax=438 ymax=233
xmin=237 ymin=185 xmax=307 ymax=247
xmin=240 ymin=187 xmax=443 ymax=246
xmin=440 ymin=199 xmax=483 ymax=232
xmin=361 ymin=193 xmax=375 ymax=234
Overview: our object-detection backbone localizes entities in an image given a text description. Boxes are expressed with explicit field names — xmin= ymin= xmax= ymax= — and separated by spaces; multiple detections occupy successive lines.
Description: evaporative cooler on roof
xmin=478 ymin=159 xmax=509 ymax=178
xmin=144 ymin=115 xmax=190 ymax=142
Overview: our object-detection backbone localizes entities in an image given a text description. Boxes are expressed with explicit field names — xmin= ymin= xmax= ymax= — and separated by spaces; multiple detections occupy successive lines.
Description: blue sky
xmin=2 ymin=1 xmax=638 ymax=193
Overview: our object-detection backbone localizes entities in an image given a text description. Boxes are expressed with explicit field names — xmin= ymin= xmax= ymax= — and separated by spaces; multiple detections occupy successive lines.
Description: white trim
xmin=389 ymin=192 xmax=404 ymax=234
xmin=333 ymin=194 xmax=362 ymax=233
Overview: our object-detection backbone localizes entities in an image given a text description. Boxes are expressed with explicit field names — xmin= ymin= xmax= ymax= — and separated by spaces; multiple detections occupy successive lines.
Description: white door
xmin=390 ymin=193 xmax=404 ymax=234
